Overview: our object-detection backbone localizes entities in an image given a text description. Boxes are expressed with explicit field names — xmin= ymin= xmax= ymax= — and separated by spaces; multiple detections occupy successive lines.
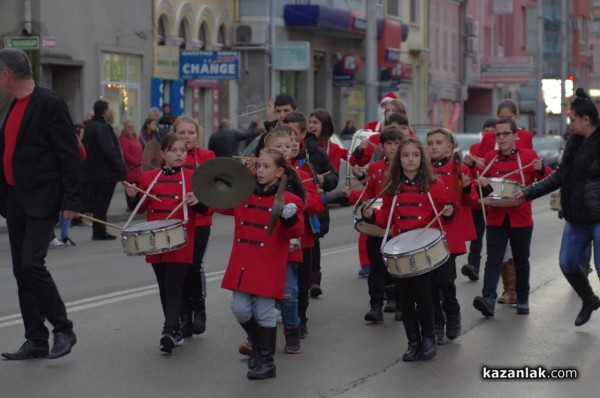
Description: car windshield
xmin=456 ymin=135 xmax=482 ymax=149
xmin=533 ymin=138 xmax=560 ymax=151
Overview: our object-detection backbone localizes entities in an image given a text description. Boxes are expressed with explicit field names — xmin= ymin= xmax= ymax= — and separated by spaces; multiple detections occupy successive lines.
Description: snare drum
xmin=353 ymin=199 xmax=385 ymax=237
xmin=550 ymin=192 xmax=561 ymax=212
xmin=121 ymin=219 xmax=187 ymax=256
xmin=480 ymin=177 xmax=523 ymax=207
xmin=381 ymin=228 xmax=449 ymax=278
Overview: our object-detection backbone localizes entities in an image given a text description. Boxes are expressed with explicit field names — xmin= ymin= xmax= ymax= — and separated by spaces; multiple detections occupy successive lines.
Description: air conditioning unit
xmin=466 ymin=37 xmax=479 ymax=53
xmin=234 ymin=23 xmax=268 ymax=46
xmin=465 ymin=20 xmax=479 ymax=36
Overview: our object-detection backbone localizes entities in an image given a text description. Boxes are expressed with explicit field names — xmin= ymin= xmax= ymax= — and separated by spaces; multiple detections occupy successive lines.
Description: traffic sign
xmin=3 ymin=36 xmax=40 ymax=50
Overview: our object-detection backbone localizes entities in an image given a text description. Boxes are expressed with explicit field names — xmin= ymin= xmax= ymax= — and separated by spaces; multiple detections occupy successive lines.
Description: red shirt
xmin=183 ymin=147 xmax=216 ymax=226
xmin=3 ymin=94 xmax=32 ymax=185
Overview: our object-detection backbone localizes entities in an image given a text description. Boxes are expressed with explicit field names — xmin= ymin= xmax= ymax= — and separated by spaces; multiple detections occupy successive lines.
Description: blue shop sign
xmin=180 ymin=51 xmax=240 ymax=80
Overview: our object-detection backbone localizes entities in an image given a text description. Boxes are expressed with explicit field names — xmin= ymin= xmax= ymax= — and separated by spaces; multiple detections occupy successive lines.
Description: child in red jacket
xmin=125 ymin=133 xmax=201 ymax=354
xmin=220 ymin=148 xmax=304 ymax=380
xmin=174 ymin=116 xmax=215 ymax=337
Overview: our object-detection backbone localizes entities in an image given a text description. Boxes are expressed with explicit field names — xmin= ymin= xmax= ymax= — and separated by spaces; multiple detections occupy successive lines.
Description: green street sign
xmin=4 ymin=36 xmax=40 ymax=49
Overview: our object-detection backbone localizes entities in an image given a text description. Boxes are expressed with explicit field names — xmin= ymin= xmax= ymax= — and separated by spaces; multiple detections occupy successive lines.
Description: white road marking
xmin=0 ymin=245 xmax=356 ymax=329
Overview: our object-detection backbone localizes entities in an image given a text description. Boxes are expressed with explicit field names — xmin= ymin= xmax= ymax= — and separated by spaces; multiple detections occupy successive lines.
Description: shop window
xmin=410 ymin=0 xmax=420 ymax=25
xmin=275 ymin=71 xmax=297 ymax=100
xmin=101 ymin=52 xmax=142 ymax=130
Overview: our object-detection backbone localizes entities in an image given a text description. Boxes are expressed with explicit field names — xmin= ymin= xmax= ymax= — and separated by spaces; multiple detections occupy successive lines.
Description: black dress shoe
xmin=47 ymin=332 xmax=77 ymax=359
xmin=92 ymin=233 xmax=117 ymax=241
xmin=2 ymin=340 xmax=49 ymax=360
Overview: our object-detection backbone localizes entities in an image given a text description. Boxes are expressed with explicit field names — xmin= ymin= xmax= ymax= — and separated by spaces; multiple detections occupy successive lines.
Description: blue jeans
xmin=559 ymin=222 xmax=600 ymax=274
xmin=280 ymin=261 xmax=300 ymax=328
xmin=482 ymin=217 xmax=532 ymax=301
xmin=58 ymin=212 xmax=70 ymax=239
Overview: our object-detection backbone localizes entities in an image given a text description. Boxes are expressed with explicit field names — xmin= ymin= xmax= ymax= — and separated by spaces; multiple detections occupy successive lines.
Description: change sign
xmin=180 ymin=51 xmax=240 ymax=80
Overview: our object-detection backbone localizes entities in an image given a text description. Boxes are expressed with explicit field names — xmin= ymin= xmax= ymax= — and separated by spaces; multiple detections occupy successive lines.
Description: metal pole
xmin=365 ymin=0 xmax=378 ymax=122
xmin=536 ymin=0 xmax=545 ymax=135
xmin=559 ymin=0 xmax=567 ymax=136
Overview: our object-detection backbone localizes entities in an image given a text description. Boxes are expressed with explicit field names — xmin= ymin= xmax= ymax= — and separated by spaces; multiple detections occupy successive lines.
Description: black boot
xmin=192 ymin=299 xmax=206 ymax=335
xmin=401 ymin=320 xmax=421 ymax=362
xmin=364 ymin=304 xmax=384 ymax=323
xmin=433 ymin=315 xmax=445 ymax=345
xmin=445 ymin=312 xmax=461 ymax=340
xmin=563 ymin=271 xmax=600 ymax=326
xmin=179 ymin=303 xmax=193 ymax=338
xmin=247 ymin=327 xmax=277 ymax=379
xmin=309 ymin=272 xmax=322 ymax=298
xmin=239 ymin=318 xmax=260 ymax=370
xmin=419 ymin=335 xmax=437 ymax=360
xmin=383 ymin=285 xmax=396 ymax=313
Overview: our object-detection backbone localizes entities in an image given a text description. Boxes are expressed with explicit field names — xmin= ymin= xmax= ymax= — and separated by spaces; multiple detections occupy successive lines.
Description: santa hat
xmin=380 ymin=92 xmax=397 ymax=104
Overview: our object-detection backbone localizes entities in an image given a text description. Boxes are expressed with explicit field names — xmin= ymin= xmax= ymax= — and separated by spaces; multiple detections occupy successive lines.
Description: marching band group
xmin=3 ymin=48 xmax=600 ymax=382
xmin=114 ymin=90 xmax=600 ymax=379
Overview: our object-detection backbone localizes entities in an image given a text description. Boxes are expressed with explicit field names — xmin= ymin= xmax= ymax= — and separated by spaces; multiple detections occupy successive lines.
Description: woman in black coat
xmin=516 ymin=87 xmax=600 ymax=327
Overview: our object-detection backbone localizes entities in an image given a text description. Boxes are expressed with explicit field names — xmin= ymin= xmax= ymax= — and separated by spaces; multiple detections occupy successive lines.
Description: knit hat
xmin=380 ymin=92 xmax=397 ymax=104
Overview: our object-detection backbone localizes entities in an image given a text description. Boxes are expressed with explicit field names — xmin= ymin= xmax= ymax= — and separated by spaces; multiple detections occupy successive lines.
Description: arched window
xmin=157 ymin=15 xmax=168 ymax=45
xmin=198 ymin=22 xmax=209 ymax=50
xmin=218 ymin=24 xmax=227 ymax=49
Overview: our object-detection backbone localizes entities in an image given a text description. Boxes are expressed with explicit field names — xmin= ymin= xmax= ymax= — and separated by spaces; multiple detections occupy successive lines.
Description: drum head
xmin=123 ymin=219 xmax=182 ymax=233
xmin=383 ymin=228 xmax=442 ymax=255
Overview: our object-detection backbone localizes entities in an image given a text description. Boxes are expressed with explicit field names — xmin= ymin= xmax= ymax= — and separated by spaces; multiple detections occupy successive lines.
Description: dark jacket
xmin=299 ymin=133 xmax=339 ymax=192
xmin=0 ymin=85 xmax=82 ymax=217
xmin=523 ymin=128 xmax=600 ymax=224
xmin=208 ymin=125 xmax=253 ymax=157
xmin=82 ymin=116 xmax=125 ymax=183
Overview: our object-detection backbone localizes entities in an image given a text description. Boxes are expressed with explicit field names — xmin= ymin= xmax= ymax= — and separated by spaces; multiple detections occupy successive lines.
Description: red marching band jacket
xmin=219 ymin=189 xmax=305 ymax=300
xmin=348 ymin=158 xmax=390 ymax=205
xmin=137 ymin=168 xmax=198 ymax=264
xmin=480 ymin=148 xmax=551 ymax=227
xmin=183 ymin=147 xmax=215 ymax=227
xmin=288 ymin=167 xmax=324 ymax=263
xmin=371 ymin=179 xmax=452 ymax=237
xmin=431 ymin=158 xmax=479 ymax=254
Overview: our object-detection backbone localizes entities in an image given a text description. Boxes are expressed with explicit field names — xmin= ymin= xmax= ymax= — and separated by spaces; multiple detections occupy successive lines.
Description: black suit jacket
xmin=0 ymin=85 xmax=82 ymax=218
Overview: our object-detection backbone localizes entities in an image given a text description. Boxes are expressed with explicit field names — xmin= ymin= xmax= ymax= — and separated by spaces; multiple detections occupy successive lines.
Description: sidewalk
xmin=0 ymin=183 xmax=144 ymax=235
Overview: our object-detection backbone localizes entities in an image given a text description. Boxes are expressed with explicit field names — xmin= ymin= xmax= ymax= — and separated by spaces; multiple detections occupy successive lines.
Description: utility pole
xmin=559 ymin=0 xmax=568 ymax=136
xmin=536 ymin=0 xmax=545 ymax=135
xmin=365 ymin=0 xmax=378 ymax=122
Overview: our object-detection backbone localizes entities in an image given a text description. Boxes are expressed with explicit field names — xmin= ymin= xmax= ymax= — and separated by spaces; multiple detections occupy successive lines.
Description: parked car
xmin=454 ymin=133 xmax=483 ymax=160
xmin=533 ymin=135 xmax=565 ymax=169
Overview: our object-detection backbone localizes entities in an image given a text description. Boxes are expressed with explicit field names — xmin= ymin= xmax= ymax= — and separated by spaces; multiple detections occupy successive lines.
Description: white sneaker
xmin=50 ymin=237 xmax=67 ymax=249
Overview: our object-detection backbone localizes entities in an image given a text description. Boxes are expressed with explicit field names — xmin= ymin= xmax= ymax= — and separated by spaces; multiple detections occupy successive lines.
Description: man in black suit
xmin=82 ymin=100 xmax=125 ymax=240
xmin=0 ymin=49 xmax=80 ymax=359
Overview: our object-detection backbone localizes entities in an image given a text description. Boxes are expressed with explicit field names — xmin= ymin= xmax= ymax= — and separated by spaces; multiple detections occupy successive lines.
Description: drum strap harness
xmin=379 ymin=191 xmax=444 ymax=252
xmin=481 ymin=153 xmax=526 ymax=185
xmin=122 ymin=169 xmax=189 ymax=230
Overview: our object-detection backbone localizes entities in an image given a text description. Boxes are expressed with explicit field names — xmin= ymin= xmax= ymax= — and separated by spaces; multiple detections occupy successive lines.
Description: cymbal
xmin=192 ymin=158 xmax=255 ymax=209
xmin=268 ymin=175 xmax=287 ymax=236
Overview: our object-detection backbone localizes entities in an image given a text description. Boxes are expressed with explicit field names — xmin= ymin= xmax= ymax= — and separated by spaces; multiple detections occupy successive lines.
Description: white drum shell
xmin=353 ymin=199 xmax=385 ymax=237
xmin=121 ymin=219 xmax=187 ymax=256
xmin=381 ymin=228 xmax=450 ymax=278
xmin=480 ymin=178 xmax=523 ymax=207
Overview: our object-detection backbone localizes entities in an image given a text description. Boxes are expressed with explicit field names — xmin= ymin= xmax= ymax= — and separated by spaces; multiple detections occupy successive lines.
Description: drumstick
xmin=78 ymin=213 xmax=121 ymax=230
xmin=320 ymin=171 xmax=332 ymax=177
xmin=166 ymin=201 xmax=185 ymax=220
xmin=364 ymin=181 xmax=392 ymax=209
xmin=302 ymin=177 xmax=314 ymax=183
xmin=357 ymin=135 xmax=380 ymax=149
xmin=232 ymin=155 xmax=251 ymax=160
xmin=415 ymin=211 xmax=445 ymax=239
xmin=122 ymin=181 xmax=161 ymax=202
xmin=502 ymin=159 xmax=543 ymax=178
xmin=476 ymin=171 xmax=487 ymax=226
xmin=238 ymin=106 xmax=270 ymax=118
